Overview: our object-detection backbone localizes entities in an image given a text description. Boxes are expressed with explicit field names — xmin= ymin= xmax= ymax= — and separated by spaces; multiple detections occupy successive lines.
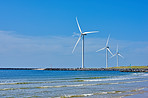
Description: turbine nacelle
xmin=82 ymin=33 xmax=87 ymax=35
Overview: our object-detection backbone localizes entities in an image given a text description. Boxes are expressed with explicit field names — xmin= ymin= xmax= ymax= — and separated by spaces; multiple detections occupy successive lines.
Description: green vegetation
xmin=110 ymin=66 xmax=148 ymax=69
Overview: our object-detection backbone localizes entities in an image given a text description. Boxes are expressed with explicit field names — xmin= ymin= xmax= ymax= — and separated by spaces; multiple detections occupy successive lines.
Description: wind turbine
xmin=96 ymin=35 xmax=113 ymax=68
xmin=111 ymin=44 xmax=124 ymax=67
xmin=72 ymin=17 xmax=99 ymax=68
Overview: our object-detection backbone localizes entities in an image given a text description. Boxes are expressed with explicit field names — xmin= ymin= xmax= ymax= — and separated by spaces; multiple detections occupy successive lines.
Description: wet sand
xmin=124 ymin=88 xmax=148 ymax=98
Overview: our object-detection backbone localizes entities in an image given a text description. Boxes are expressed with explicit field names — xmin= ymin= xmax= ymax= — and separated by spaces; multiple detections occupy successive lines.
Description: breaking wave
xmin=60 ymin=87 xmax=145 ymax=98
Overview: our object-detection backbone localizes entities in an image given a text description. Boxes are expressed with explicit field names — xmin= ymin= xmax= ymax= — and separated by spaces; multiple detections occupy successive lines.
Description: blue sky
xmin=0 ymin=0 xmax=148 ymax=68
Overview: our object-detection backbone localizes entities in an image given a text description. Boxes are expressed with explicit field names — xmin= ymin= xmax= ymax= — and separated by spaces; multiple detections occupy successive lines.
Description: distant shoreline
xmin=0 ymin=68 xmax=148 ymax=72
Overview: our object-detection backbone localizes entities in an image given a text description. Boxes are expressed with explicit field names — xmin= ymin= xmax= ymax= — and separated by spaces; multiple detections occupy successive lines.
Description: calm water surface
xmin=0 ymin=70 xmax=148 ymax=98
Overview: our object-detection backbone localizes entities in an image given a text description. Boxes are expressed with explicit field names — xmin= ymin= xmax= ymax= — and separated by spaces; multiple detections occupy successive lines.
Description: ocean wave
xmin=0 ymin=81 xmax=54 ymax=85
xmin=35 ymin=84 xmax=94 ymax=89
xmin=82 ymin=73 xmax=148 ymax=82
xmin=60 ymin=87 xmax=145 ymax=98
xmin=1 ymin=73 xmax=147 ymax=86
xmin=35 ymin=80 xmax=148 ymax=89
xmin=83 ymin=77 xmax=136 ymax=82
xmin=118 ymin=87 xmax=145 ymax=98
xmin=60 ymin=91 xmax=122 ymax=98
xmin=0 ymin=80 xmax=147 ymax=91
xmin=131 ymin=73 xmax=148 ymax=76
xmin=73 ymin=76 xmax=109 ymax=79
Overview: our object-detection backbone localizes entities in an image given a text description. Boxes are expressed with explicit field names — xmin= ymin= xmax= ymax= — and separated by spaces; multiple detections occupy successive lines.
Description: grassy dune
xmin=110 ymin=66 xmax=148 ymax=69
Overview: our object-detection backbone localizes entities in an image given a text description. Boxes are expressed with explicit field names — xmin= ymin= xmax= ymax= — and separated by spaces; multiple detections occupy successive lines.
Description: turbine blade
xmin=96 ymin=47 xmax=106 ymax=52
xmin=110 ymin=54 xmax=116 ymax=58
xmin=118 ymin=54 xmax=124 ymax=58
xmin=76 ymin=17 xmax=82 ymax=34
xmin=72 ymin=35 xmax=82 ymax=53
xmin=106 ymin=34 xmax=110 ymax=46
xmin=107 ymin=48 xmax=113 ymax=56
xmin=83 ymin=31 xmax=99 ymax=34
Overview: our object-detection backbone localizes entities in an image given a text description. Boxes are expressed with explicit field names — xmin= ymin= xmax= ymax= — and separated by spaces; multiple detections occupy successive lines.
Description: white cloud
xmin=0 ymin=31 xmax=148 ymax=68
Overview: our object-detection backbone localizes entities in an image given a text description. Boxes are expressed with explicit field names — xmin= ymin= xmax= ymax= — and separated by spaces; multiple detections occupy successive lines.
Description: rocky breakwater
xmin=44 ymin=68 xmax=148 ymax=72
xmin=119 ymin=68 xmax=148 ymax=72
xmin=44 ymin=68 xmax=120 ymax=71
xmin=0 ymin=68 xmax=148 ymax=72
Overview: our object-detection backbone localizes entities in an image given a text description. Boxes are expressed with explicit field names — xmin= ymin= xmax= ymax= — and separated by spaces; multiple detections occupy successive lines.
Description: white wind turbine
xmin=96 ymin=35 xmax=113 ymax=68
xmin=72 ymin=17 xmax=99 ymax=68
xmin=111 ymin=44 xmax=124 ymax=67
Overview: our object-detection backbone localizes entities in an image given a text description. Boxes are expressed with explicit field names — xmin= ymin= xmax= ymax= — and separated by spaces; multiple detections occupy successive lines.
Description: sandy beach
xmin=124 ymin=88 xmax=148 ymax=98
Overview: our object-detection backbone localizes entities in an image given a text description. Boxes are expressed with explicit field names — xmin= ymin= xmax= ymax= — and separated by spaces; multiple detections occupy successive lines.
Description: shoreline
xmin=124 ymin=88 xmax=148 ymax=98
xmin=0 ymin=68 xmax=148 ymax=72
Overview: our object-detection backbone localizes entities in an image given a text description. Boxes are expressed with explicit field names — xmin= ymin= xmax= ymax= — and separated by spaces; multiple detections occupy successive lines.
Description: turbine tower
xmin=96 ymin=35 xmax=113 ymax=68
xmin=111 ymin=44 xmax=124 ymax=67
xmin=72 ymin=17 xmax=99 ymax=68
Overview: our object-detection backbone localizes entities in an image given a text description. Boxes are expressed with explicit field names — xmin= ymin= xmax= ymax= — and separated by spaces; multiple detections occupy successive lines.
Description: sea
xmin=0 ymin=70 xmax=148 ymax=98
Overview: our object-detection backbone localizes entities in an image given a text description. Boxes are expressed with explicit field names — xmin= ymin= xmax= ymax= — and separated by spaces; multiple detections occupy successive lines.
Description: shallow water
xmin=0 ymin=70 xmax=148 ymax=97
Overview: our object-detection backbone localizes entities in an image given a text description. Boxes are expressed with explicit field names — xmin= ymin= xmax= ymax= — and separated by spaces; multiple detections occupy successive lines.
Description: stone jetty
xmin=44 ymin=68 xmax=148 ymax=72
xmin=0 ymin=68 xmax=148 ymax=72
xmin=0 ymin=68 xmax=36 ymax=70
xmin=119 ymin=68 xmax=148 ymax=72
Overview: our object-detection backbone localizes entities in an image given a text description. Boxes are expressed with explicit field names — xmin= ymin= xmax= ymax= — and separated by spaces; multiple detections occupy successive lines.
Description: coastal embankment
xmin=0 ymin=67 xmax=148 ymax=72
xmin=45 ymin=68 xmax=148 ymax=72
